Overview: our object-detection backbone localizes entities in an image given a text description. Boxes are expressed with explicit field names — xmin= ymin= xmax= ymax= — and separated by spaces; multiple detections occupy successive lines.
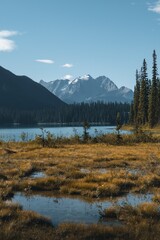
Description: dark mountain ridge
xmin=0 ymin=66 xmax=65 ymax=110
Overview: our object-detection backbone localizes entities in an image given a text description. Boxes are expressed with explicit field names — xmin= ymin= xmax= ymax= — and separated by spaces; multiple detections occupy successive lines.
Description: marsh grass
xmin=152 ymin=194 xmax=160 ymax=203
xmin=1 ymin=141 xmax=160 ymax=199
xmin=1 ymin=137 xmax=160 ymax=239
xmin=100 ymin=202 xmax=160 ymax=229
xmin=100 ymin=202 xmax=160 ymax=240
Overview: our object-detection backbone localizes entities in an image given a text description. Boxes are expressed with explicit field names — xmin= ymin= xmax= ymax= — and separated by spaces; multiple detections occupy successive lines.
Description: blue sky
xmin=0 ymin=0 xmax=160 ymax=90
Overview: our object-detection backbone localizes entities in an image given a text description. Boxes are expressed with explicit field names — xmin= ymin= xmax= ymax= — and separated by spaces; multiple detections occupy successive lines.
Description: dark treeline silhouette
xmin=0 ymin=66 xmax=65 ymax=110
xmin=0 ymin=102 xmax=130 ymax=125
xmin=130 ymin=50 xmax=160 ymax=127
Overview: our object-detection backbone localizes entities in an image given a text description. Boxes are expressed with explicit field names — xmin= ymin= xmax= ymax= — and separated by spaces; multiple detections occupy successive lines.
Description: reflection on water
xmin=117 ymin=193 xmax=153 ymax=206
xmin=80 ymin=168 xmax=108 ymax=174
xmin=12 ymin=192 xmax=153 ymax=226
xmin=29 ymin=171 xmax=46 ymax=179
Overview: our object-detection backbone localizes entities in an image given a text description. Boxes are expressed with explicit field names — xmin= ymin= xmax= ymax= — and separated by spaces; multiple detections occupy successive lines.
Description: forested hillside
xmin=0 ymin=102 xmax=130 ymax=125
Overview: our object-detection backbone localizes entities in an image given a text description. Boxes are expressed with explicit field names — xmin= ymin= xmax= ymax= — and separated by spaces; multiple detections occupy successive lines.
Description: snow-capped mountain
xmin=40 ymin=75 xmax=133 ymax=103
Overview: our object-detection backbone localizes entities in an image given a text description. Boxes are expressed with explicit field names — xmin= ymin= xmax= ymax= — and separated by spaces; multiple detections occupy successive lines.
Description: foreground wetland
xmin=1 ymin=131 xmax=160 ymax=239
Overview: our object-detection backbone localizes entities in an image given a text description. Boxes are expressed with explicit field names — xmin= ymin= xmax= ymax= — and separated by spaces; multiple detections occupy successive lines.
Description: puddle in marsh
xmin=80 ymin=168 xmax=91 ymax=174
xmin=12 ymin=192 xmax=153 ymax=226
xmin=80 ymin=167 xmax=145 ymax=175
xmin=29 ymin=171 xmax=46 ymax=179
xmin=117 ymin=193 xmax=153 ymax=206
xmin=80 ymin=168 xmax=108 ymax=174
xmin=126 ymin=168 xmax=146 ymax=175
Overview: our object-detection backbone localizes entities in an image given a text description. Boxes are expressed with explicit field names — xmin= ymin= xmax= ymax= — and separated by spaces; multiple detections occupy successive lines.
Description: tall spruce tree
xmin=138 ymin=59 xmax=149 ymax=124
xmin=129 ymin=102 xmax=134 ymax=124
xmin=133 ymin=70 xmax=140 ymax=123
xmin=158 ymin=78 xmax=160 ymax=122
xmin=148 ymin=50 xmax=159 ymax=127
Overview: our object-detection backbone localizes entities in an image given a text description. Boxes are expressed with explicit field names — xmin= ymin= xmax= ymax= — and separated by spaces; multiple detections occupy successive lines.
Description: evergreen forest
xmin=0 ymin=102 xmax=130 ymax=125
xmin=130 ymin=50 xmax=160 ymax=127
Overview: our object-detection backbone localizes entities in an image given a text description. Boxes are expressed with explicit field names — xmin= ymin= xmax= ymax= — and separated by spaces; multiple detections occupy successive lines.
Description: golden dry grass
xmin=1 ymin=141 xmax=160 ymax=199
xmin=1 ymin=140 xmax=160 ymax=239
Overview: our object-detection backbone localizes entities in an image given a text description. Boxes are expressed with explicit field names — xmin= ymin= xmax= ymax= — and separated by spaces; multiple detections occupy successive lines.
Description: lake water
xmin=0 ymin=125 xmax=129 ymax=142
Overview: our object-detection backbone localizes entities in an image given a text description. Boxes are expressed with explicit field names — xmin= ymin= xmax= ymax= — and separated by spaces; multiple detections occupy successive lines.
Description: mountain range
xmin=40 ymin=75 xmax=133 ymax=104
xmin=0 ymin=65 xmax=133 ymax=112
xmin=0 ymin=66 xmax=65 ymax=110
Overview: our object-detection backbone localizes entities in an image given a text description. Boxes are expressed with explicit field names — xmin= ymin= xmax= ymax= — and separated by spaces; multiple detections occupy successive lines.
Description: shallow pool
xmin=12 ymin=192 xmax=153 ymax=226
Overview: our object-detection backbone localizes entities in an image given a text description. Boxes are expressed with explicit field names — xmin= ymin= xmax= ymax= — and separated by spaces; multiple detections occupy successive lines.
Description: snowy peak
xmin=79 ymin=74 xmax=91 ymax=80
xmin=70 ymin=74 xmax=93 ymax=84
xmin=40 ymin=75 xmax=133 ymax=103
xmin=96 ymin=76 xmax=118 ymax=92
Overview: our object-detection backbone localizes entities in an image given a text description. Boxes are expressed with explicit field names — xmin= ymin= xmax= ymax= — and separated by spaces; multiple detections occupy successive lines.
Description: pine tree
xmin=129 ymin=102 xmax=134 ymax=124
xmin=138 ymin=59 xmax=149 ymax=124
xmin=148 ymin=50 xmax=159 ymax=127
xmin=82 ymin=120 xmax=90 ymax=142
xmin=116 ymin=112 xmax=122 ymax=144
xmin=157 ymin=78 xmax=160 ymax=122
xmin=133 ymin=70 xmax=140 ymax=123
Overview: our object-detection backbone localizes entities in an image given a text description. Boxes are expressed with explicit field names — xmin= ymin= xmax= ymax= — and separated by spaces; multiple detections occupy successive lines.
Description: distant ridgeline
xmin=130 ymin=50 xmax=160 ymax=128
xmin=0 ymin=66 xmax=130 ymax=125
xmin=40 ymin=74 xmax=133 ymax=104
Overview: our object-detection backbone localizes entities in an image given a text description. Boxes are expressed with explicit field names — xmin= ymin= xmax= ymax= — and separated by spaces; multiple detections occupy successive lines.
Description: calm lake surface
xmin=0 ymin=125 xmax=129 ymax=142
